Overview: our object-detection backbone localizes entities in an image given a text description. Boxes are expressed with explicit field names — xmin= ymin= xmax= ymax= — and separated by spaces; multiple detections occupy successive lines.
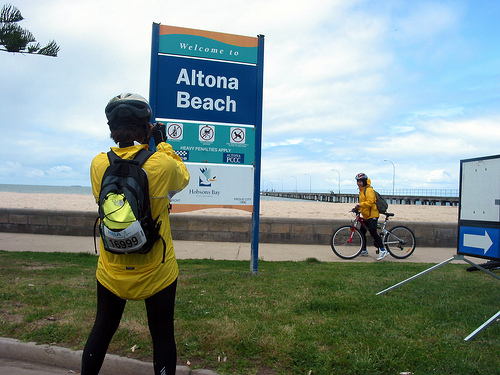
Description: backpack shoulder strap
xmin=106 ymin=148 xmax=153 ymax=166
xmin=133 ymin=148 xmax=154 ymax=166
xmin=107 ymin=149 xmax=120 ymax=165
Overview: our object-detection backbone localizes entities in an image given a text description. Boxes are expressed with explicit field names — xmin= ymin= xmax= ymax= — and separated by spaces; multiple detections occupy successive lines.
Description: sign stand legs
xmin=464 ymin=310 xmax=500 ymax=341
xmin=376 ymin=254 xmax=500 ymax=340
xmin=376 ymin=256 xmax=456 ymax=296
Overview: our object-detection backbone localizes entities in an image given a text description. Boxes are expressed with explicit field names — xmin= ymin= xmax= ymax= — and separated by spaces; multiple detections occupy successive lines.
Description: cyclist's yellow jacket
xmin=90 ymin=142 xmax=190 ymax=300
xmin=358 ymin=178 xmax=379 ymax=219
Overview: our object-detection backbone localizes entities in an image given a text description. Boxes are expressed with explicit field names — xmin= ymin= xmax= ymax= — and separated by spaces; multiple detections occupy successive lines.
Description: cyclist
xmin=354 ymin=173 xmax=388 ymax=260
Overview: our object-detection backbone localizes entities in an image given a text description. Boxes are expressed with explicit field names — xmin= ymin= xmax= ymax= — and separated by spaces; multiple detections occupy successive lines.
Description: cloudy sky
xmin=1 ymin=0 xmax=499 ymax=194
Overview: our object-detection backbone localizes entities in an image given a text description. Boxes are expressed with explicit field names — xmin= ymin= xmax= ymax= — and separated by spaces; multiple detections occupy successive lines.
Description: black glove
xmin=151 ymin=123 xmax=166 ymax=146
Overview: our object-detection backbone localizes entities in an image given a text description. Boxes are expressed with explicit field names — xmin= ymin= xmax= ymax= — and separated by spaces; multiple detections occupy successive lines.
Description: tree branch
xmin=0 ymin=3 xmax=59 ymax=57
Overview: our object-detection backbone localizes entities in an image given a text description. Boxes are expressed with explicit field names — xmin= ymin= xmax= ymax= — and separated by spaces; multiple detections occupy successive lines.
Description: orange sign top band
xmin=159 ymin=25 xmax=258 ymax=48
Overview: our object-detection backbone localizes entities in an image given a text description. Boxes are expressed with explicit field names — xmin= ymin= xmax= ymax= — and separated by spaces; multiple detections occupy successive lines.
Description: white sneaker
xmin=377 ymin=249 xmax=389 ymax=261
xmin=360 ymin=249 xmax=369 ymax=256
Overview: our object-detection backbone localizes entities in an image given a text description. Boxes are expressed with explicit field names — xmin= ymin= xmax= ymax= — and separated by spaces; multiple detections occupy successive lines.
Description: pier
xmin=261 ymin=191 xmax=459 ymax=206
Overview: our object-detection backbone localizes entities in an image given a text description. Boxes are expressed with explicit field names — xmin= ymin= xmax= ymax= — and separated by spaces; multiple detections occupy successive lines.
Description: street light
xmin=332 ymin=169 xmax=340 ymax=194
xmin=291 ymin=175 xmax=297 ymax=192
xmin=305 ymin=174 xmax=312 ymax=193
xmin=384 ymin=159 xmax=395 ymax=195
xmin=278 ymin=178 xmax=283 ymax=192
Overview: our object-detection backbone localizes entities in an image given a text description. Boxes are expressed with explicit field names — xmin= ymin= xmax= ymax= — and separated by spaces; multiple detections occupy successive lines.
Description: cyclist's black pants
xmin=81 ymin=279 xmax=178 ymax=375
xmin=360 ymin=218 xmax=384 ymax=249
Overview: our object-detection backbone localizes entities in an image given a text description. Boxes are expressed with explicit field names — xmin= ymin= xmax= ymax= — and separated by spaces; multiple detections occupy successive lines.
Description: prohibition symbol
xmin=167 ymin=123 xmax=183 ymax=140
xmin=231 ymin=127 xmax=246 ymax=143
xmin=199 ymin=125 xmax=215 ymax=142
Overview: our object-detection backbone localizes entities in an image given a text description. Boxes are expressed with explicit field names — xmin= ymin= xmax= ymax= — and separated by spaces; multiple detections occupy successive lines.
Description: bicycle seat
xmin=382 ymin=212 xmax=395 ymax=217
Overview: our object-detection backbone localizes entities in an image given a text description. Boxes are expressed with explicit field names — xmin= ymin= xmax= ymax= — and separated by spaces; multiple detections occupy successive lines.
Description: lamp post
xmin=384 ymin=159 xmax=395 ymax=195
xmin=332 ymin=169 xmax=341 ymax=194
xmin=291 ymin=175 xmax=297 ymax=192
xmin=305 ymin=174 xmax=312 ymax=193
xmin=278 ymin=178 xmax=283 ymax=192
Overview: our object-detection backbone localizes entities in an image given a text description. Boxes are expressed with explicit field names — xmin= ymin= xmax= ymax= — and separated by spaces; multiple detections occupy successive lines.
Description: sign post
xmin=149 ymin=24 xmax=264 ymax=274
xmin=251 ymin=35 xmax=265 ymax=275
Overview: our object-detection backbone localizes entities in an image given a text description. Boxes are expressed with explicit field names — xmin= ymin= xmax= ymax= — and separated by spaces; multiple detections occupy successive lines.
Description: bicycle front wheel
xmin=383 ymin=226 xmax=416 ymax=259
xmin=331 ymin=226 xmax=364 ymax=259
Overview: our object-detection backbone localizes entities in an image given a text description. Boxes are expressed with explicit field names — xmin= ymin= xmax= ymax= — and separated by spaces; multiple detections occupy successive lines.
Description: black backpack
xmin=94 ymin=149 xmax=165 ymax=260
xmin=363 ymin=187 xmax=388 ymax=214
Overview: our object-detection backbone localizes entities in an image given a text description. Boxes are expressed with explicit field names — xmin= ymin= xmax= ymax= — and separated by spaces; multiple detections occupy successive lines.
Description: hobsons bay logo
xmin=188 ymin=167 xmax=221 ymax=197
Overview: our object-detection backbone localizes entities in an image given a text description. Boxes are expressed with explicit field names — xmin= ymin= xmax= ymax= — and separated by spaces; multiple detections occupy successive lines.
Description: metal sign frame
xmin=375 ymin=154 xmax=500 ymax=340
xmin=149 ymin=24 xmax=264 ymax=274
xmin=458 ymin=154 xmax=500 ymax=261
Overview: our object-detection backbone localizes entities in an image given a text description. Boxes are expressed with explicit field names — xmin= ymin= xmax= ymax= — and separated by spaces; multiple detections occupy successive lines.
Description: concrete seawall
xmin=0 ymin=208 xmax=457 ymax=248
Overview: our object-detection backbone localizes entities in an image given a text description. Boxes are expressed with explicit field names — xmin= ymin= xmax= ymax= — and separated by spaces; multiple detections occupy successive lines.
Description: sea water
xmin=0 ymin=184 xmax=313 ymax=202
xmin=0 ymin=184 xmax=93 ymax=195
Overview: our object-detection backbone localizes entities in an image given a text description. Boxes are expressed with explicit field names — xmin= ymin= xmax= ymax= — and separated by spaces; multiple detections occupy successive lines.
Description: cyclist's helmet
xmin=105 ymin=93 xmax=152 ymax=130
xmin=355 ymin=173 xmax=368 ymax=181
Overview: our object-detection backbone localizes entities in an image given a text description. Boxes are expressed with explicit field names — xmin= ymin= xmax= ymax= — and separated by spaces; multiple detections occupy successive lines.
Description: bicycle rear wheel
xmin=383 ymin=226 xmax=416 ymax=259
xmin=331 ymin=226 xmax=364 ymax=259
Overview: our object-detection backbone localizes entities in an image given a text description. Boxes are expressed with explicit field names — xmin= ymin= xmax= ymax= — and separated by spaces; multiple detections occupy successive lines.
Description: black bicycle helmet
xmin=355 ymin=173 xmax=368 ymax=181
xmin=105 ymin=93 xmax=152 ymax=129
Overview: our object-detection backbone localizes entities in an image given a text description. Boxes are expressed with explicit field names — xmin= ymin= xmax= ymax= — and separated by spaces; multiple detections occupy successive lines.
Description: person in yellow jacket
xmin=354 ymin=173 xmax=388 ymax=260
xmin=81 ymin=93 xmax=190 ymax=375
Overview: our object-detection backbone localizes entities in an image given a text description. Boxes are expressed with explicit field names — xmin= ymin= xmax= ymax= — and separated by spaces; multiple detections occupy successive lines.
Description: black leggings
xmin=360 ymin=218 xmax=383 ymax=249
xmin=81 ymin=279 xmax=178 ymax=375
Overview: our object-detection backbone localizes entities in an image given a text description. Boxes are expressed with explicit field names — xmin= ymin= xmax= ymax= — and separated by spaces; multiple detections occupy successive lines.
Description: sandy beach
xmin=0 ymin=192 xmax=458 ymax=222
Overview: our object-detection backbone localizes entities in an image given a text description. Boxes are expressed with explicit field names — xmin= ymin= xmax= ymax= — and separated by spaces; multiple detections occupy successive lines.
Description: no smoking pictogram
xmin=167 ymin=123 xmax=183 ymax=140
xmin=230 ymin=127 xmax=246 ymax=143
xmin=199 ymin=125 xmax=215 ymax=142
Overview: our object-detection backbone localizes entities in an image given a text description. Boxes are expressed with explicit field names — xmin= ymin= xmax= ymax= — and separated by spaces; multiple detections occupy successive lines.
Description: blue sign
xmin=174 ymin=150 xmax=189 ymax=161
xmin=458 ymin=225 xmax=500 ymax=259
xmin=150 ymin=23 xmax=265 ymax=274
xmin=154 ymin=55 xmax=258 ymax=125
xmin=223 ymin=152 xmax=245 ymax=164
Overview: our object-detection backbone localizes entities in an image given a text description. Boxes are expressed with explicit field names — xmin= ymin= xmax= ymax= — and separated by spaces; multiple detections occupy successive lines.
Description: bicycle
xmin=330 ymin=208 xmax=416 ymax=260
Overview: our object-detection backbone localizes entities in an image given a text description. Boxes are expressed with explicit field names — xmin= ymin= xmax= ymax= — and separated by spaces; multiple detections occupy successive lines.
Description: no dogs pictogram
xmin=230 ymin=127 xmax=246 ymax=143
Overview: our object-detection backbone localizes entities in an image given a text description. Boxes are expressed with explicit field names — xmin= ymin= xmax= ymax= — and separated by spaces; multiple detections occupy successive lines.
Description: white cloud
xmin=0 ymin=0 xmax=498 ymax=193
xmin=427 ymin=169 xmax=452 ymax=183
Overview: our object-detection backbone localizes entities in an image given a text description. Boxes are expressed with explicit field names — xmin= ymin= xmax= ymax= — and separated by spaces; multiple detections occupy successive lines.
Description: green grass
xmin=0 ymin=251 xmax=499 ymax=374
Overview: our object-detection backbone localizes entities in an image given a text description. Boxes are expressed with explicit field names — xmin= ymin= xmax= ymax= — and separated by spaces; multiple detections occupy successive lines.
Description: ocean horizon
xmin=0 ymin=184 xmax=308 ymax=202
xmin=0 ymin=184 xmax=93 ymax=195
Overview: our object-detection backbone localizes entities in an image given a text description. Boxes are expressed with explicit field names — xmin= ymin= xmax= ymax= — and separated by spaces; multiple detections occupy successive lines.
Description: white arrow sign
xmin=464 ymin=231 xmax=493 ymax=254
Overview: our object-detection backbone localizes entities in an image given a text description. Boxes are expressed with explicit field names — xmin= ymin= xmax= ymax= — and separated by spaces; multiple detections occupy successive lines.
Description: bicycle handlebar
xmin=351 ymin=207 xmax=395 ymax=218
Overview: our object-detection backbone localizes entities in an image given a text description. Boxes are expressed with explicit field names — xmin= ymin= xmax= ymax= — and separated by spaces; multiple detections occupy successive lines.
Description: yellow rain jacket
xmin=91 ymin=142 xmax=190 ymax=300
xmin=358 ymin=178 xmax=379 ymax=220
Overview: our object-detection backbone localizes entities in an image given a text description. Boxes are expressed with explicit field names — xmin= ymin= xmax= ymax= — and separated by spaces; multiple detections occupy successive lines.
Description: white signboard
xmin=460 ymin=157 xmax=500 ymax=222
xmin=171 ymin=163 xmax=254 ymax=206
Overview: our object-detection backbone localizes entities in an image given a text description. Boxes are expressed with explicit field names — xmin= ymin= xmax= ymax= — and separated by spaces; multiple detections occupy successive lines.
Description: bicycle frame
xmin=346 ymin=213 xmax=361 ymax=244
xmin=350 ymin=210 xmax=389 ymax=240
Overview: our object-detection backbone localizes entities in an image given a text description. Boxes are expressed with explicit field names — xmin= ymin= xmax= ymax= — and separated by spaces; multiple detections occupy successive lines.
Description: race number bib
xmin=102 ymin=220 xmax=147 ymax=253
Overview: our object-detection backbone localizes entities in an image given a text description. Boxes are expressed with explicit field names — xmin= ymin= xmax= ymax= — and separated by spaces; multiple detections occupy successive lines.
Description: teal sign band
xmin=159 ymin=34 xmax=257 ymax=64
xmin=164 ymin=121 xmax=255 ymax=165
